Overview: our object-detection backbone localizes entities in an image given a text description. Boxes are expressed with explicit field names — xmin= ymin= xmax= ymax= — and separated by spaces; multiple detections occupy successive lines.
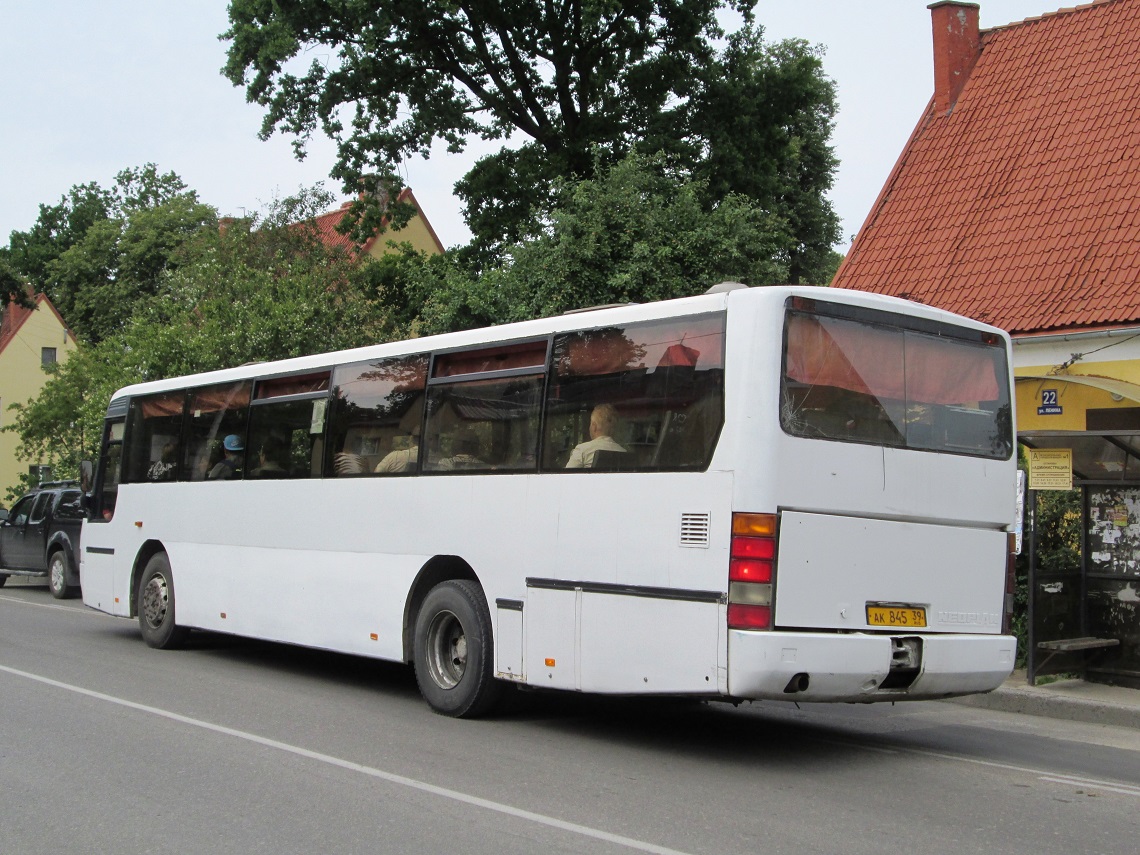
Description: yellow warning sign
xmin=1027 ymin=449 xmax=1073 ymax=491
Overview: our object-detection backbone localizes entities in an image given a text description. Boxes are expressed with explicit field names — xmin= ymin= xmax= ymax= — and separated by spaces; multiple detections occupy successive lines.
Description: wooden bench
xmin=1036 ymin=637 xmax=1120 ymax=671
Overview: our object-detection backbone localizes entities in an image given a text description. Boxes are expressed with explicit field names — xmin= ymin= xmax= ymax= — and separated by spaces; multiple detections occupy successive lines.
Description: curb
xmin=946 ymin=685 xmax=1140 ymax=729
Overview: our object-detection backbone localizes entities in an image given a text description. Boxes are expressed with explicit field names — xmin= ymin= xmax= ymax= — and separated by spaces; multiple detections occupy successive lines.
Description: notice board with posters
xmin=1085 ymin=487 xmax=1140 ymax=684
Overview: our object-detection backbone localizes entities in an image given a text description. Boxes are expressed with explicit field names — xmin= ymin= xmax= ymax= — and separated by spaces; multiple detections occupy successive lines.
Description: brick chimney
xmin=929 ymin=1 xmax=981 ymax=114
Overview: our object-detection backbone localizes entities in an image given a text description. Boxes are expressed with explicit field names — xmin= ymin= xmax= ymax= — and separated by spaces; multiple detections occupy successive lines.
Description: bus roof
xmin=107 ymin=285 xmax=1007 ymax=404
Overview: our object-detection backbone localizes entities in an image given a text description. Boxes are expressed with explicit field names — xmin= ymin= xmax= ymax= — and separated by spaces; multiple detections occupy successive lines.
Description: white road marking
xmin=0 ymin=663 xmax=695 ymax=855
xmin=858 ymin=741 xmax=1140 ymax=798
xmin=0 ymin=593 xmax=106 ymax=615
xmin=1038 ymin=775 xmax=1140 ymax=798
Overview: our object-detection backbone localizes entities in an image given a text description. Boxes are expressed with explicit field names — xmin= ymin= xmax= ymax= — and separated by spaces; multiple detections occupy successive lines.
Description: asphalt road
xmin=2 ymin=582 xmax=1138 ymax=855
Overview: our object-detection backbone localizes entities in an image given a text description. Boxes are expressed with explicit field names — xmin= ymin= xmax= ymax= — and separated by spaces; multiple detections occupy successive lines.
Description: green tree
xmin=686 ymin=28 xmax=841 ymax=282
xmin=2 ymin=181 xmax=113 ymax=292
xmin=372 ymin=152 xmax=792 ymax=337
xmin=1 ymin=257 xmax=32 ymax=308
xmin=4 ymin=187 xmax=386 ymax=501
xmin=221 ymin=1 xmax=839 ymax=274
xmin=47 ymin=193 xmax=217 ymax=343
xmin=2 ymin=165 xmax=211 ymax=342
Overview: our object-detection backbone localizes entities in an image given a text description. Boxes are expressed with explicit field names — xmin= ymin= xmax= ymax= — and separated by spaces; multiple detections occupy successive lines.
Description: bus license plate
xmin=866 ymin=605 xmax=927 ymax=628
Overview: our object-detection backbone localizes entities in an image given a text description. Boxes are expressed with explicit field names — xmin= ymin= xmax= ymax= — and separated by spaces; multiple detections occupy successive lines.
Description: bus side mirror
xmin=80 ymin=460 xmax=94 ymax=494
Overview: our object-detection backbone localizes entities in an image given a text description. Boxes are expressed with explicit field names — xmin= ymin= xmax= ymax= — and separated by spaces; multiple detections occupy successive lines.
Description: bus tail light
xmin=728 ymin=513 xmax=777 ymax=630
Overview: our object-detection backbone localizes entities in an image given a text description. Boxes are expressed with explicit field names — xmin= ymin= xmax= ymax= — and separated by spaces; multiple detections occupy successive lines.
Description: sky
xmin=1 ymin=1 xmax=1056 ymax=255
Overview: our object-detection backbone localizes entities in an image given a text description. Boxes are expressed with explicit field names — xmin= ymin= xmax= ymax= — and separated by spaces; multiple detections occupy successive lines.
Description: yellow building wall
xmin=1016 ymin=358 xmax=1140 ymax=432
xmin=0 ymin=302 xmax=77 ymax=501
xmin=367 ymin=213 xmax=443 ymax=258
xmin=365 ymin=191 xmax=445 ymax=258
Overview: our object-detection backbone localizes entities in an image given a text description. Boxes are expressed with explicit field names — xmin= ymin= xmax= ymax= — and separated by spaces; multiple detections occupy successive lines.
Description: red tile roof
xmin=310 ymin=187 xmax=444 ymax=256
xmin=0 ymin=293 xmax=73 ymax=358
xmin=834 ymin=0 xmax=1140 ymax=335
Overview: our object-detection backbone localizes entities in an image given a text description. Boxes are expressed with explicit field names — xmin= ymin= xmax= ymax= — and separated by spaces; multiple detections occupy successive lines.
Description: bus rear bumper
xmin=727 ymin=630 xmax=1017 ymax=703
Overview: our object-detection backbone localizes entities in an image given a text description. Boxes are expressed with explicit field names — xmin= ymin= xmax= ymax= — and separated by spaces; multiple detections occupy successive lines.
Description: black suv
xmin=0 ymin=481 xmax=84 ymax=598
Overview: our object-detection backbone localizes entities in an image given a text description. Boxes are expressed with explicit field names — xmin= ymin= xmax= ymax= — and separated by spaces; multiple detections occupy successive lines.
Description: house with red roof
xmin=833 ymin=0 xmax=1140 ymax=684
xmin=0 ymin=294 xmax=78 ymax=500
xmin=836 ymin=0 xmax=1140 ymax=439
xmin=311 ymin=187 xmax=445 ymax=259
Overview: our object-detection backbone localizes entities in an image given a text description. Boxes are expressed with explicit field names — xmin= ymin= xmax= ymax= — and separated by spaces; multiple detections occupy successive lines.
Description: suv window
xmin=8 ymin=496 xmax=34 ymax=526
xmin=57 ymin=490 xmax=84 ymax=519
xmin=28 ymin=492 xmax=53 ymax=524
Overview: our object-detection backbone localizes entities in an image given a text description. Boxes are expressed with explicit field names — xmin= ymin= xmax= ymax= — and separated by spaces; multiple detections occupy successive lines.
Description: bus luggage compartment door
xmin=525 ymin=582 xmax=722 ymax=694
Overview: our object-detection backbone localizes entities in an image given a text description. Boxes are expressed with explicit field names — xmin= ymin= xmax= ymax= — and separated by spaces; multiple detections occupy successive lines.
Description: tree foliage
xmin=222 ymin=1 xmax=841 ymax=281
xmin=3 ymin=186 xmax=386 ymax=502
xmin=1 ymin=165 xmax=212 ymax=343
xmin=0 ymin=257 xmax=32 ymax=308
xmin=371 ymin=152 xmax=792 ymax=338
xmin=687 ymin=28 xmax=840 ymax=282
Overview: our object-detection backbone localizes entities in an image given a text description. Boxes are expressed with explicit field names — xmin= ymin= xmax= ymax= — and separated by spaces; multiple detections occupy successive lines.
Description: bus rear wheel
xmin=413 ymin=580 xmax=501 ymax=718
xmin=137 ymin=553 xmax=189 ymax=649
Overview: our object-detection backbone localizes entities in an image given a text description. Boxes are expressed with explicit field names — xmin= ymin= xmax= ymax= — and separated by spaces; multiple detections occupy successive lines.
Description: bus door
xmin=82 ymin=417 xmax=125 ymax=614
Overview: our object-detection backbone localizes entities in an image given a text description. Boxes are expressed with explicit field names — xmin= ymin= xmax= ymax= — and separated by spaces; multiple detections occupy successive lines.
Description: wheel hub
xmin=50 ymin=557 xmax=65 ymax=591
xmin=142 ymin=575 xmax=170 ymax=628
xmin=425 ymin=610 xmax=467 ymax=689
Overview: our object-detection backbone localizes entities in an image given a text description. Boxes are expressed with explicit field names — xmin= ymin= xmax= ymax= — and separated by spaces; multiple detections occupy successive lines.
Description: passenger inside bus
xmin=565 ymin=404 xmax=627 ymax=469
xmin=251 ymin=437 xmax=288 ymax=477
xmin=437 ymin=429 xmax=485 ymax=470
xmin=374 ymin=427 xmax=420 ymax=473
xmin=147 ymin=442 xmax=177 ymax=481
xmin=207 ymin=435 xmax=244 ymax=480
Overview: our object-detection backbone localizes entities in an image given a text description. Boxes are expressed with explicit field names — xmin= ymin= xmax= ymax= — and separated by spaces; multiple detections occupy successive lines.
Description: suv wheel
xmin=48 ymin=551 xmax=75 ymax=599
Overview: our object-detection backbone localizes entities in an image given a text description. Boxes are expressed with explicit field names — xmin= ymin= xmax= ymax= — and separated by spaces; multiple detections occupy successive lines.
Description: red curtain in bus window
xmin=433 ymin=341 xmax=546 ymax=378
xmin=903 ymin=333 xmax=1000 ymax=403
xmin=786 ymin=314 xmax=904 ymax=398
xmin=256 ymin=372 xmax=330 ymax=399
xmin=786 ymin=314 xmax=1000 ymax=404
xmin=140 ymin=394 xmax=184 ymax=418
xmin=189 ymin=383 xmax=251 ymax=415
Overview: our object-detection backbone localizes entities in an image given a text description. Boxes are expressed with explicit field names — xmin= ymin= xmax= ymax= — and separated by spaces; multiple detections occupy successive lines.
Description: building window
xmin=41 ymin=347 xmax=57 ymax=367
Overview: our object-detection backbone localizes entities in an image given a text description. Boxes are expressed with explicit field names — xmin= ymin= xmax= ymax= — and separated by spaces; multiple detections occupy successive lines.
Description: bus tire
xmin=48 ymin=551 xmax=74 ymax=599
xmin=137 ymin=553 xmax=189 ymax=649
xmin=413 ymin=579 xmax=501 ymax=718
xmin=0 ymin=574 xmax=7 ymax=588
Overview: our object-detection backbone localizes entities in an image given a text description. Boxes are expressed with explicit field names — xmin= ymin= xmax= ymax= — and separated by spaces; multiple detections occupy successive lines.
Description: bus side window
xmin=542 ymin=314 xmax=726 ymax=471
xmin=124 ymin=391 xmax=186 ymax=483
xmin=422 ymin=375 xmax=543 ymax=473
xmin=246 ymin=372 xmax=331 ymax=479
xmin=326 ymin=355 xmax=429 ymax=476
xmin=422 ymin=341 xmax=546 ymax=473
xmin=185 ymin=381 xmax=252 ymax=482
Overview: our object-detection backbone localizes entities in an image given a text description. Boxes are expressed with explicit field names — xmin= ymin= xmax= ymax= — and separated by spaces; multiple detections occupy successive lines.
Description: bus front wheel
xmin=137 ymin=553 xmax=189 ymax=650
xmin=413 ymin=580 xmax=501 ymax=718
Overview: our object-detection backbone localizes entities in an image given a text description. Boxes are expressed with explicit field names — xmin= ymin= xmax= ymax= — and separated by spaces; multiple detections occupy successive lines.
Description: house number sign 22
xmin=1038 ymin=388 xmax=1062 ymax=416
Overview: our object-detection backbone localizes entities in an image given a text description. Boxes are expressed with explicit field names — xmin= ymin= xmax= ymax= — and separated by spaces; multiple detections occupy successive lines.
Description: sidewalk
xmin=947 ymin=670 xmax=1140 ymax=728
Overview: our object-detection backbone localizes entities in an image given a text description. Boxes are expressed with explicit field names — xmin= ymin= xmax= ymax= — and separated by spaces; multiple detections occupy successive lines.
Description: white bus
xmin=81 ymin=285 xmax=1018 ymax=716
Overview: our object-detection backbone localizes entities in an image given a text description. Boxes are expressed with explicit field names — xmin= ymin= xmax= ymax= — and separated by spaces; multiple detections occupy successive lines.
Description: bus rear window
xmin=781 ymin=304 xmax=1012 ymax=459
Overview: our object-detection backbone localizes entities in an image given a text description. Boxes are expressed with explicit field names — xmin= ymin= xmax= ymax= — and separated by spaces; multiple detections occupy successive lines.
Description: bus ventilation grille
xmin=679 ymin=513 xmax=711 ymax=548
